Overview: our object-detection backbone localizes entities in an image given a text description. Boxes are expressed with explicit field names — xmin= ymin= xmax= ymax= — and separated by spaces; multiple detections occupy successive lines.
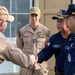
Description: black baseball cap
xmin=66 ymin=4 xmax=75 ymax=16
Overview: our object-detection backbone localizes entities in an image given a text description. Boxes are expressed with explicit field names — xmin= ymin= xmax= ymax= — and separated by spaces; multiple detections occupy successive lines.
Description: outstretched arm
xmin=0 ymin=35 xmax=36 ymax=68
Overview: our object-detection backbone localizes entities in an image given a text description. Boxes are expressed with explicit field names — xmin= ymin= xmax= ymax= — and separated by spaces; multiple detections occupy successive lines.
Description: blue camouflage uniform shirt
xmin=64 ymin=34 xmax=75 ymax=75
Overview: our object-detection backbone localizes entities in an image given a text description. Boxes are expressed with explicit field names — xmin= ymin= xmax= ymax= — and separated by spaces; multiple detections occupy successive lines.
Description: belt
xmin=56 ymin=71 xmax=64 ymax=75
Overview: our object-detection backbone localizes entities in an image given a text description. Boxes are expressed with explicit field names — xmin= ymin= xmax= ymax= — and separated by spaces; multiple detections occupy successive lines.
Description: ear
xmin=39 ymin=15 xmax=41 ymax=20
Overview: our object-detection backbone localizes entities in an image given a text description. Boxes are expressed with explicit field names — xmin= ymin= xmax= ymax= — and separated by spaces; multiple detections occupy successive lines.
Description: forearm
xmin=37 ymin=52 xmax=46 ymax=63
xmin=5 ymin=48 xmax=35 ymax=68
xmin=37 ymin=46 xmax=53 ymax=63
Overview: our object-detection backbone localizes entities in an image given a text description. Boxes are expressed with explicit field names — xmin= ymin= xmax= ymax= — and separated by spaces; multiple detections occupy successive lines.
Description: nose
xmin=57 ymin=21 xmax=61 ymax=26
xmin=33 ymin=16 xmax=36 ymax=20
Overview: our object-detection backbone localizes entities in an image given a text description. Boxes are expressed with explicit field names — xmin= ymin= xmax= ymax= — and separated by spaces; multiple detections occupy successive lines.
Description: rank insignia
xmin=38 ymin=34 xmax=45 ymax=38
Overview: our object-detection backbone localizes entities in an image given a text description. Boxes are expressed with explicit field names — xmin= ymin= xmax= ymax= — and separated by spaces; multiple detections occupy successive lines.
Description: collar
xmin=26 ymin=23 xmax=43 ymax=33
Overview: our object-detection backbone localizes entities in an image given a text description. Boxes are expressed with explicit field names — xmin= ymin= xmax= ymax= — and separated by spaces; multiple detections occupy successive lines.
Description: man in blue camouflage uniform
xmin=36 ymin=9 xmax=73 ymax=75
xmin=63 ymin=4 xmax=75 ymax=75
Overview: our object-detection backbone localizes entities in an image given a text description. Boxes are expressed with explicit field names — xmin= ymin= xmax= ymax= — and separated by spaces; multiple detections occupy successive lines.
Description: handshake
xmin=30 ymin=54 xmax=41 ymax=70
xmin=30 ymin=54 xmax=38 ymax=65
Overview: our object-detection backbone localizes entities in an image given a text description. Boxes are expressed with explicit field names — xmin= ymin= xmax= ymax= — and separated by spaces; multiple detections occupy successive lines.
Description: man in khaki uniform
xmin=16 ymin=6 xmax=51 ymax=75
xmin=0 ymin=6 xmax=36 ymax=68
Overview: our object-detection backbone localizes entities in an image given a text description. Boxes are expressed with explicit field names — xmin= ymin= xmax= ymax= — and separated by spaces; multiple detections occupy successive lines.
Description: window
xmin=0 ymin=0 xmax=32 ymax=37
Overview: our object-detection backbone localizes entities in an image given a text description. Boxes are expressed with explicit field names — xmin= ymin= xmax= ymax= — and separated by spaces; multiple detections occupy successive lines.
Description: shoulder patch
xmin=18 ymin=30 xmax=21 ymax=37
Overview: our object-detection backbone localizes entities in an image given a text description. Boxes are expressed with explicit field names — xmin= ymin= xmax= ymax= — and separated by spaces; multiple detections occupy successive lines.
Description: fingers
xmin=30 ymin=54 xmax=36 ymax=65
xmin=30 ymin=54 xmax=38 ymax=65
xmin=35 ymin=55 xmax=38 ymax=63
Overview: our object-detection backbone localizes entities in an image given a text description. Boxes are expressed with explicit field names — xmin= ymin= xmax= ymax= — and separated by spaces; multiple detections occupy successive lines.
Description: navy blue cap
xmin=52 ymin=9 xmax=67 ymax=19
xmin=66 ymin=4 xmax=75 ymax=16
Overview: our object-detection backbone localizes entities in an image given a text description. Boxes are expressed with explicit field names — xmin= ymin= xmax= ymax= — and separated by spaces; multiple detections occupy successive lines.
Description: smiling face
xmin=66 ymin=16 xmax=75 ymax=32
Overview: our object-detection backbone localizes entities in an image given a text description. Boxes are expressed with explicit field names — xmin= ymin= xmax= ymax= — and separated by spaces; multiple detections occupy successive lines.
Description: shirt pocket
xmin=23 ymin=35 xmax=32 ymax=52
xmin=37 ymin=38 xmax=46 ymax=51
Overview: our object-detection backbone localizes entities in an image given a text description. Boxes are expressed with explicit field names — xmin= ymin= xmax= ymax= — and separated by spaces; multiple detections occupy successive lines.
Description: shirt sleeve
xmin=37 ymin=35 xmax=54 ymax=63
xmin=16 ymin=30 xmax=24 ymax=50
xmin=0 ymin=35 xmax=34 ymax=68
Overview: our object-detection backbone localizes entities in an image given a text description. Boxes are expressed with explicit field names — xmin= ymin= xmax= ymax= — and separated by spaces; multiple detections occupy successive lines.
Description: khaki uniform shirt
xmin=16 ymin=23 xmax=50 ymax=69
xmin=0 ymin=32 xmax=33 ymax=68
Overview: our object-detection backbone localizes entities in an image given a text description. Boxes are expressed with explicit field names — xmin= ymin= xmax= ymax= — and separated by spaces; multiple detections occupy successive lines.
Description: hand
xmin=35 ymin=55 xmax=38 ymax=63
xmin=30 ymin=54 xmax=37 ymax=65
xmin=34 ymin=55 xmax=41 ymax=70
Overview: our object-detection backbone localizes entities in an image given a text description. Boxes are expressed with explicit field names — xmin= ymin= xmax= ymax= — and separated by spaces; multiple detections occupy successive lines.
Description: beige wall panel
xmin=73 ymin=0 xmax=75 ymax=3
xmin=44 ymin=14 xmax=58 ymax=33
xmin=44 ymin=0 xmax=69 ymax=9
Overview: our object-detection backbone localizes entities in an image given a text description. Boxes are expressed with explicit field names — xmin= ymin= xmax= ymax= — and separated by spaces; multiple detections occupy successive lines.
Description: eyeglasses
xmin=0 ymin=19 xmax=8 ymax=26
xmin=0 ymin=19 xmax=8 ymax=22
